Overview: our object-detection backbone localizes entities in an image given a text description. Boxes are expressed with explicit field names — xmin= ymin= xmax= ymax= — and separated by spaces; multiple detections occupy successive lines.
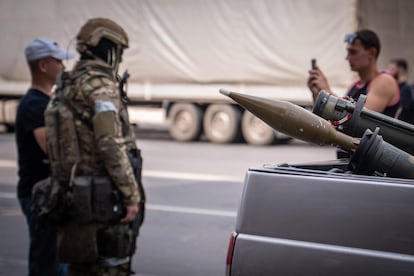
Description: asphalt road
xmin=0 ymin=130 xmax=336 ymax=276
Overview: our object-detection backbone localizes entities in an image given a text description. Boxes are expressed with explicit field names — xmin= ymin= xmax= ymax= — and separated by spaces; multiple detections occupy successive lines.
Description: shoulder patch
xmin=95 ymin=101 xmax=118 ymax=113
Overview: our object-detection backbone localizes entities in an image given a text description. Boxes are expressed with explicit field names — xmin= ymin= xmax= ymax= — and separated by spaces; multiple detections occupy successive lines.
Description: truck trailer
xmin=0 ymin=0 xmax=413 ymax=145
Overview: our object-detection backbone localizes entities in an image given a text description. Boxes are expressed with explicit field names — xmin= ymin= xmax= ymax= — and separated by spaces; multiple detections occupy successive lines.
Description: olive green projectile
xmin=220 ymin=89 xmax=358 ymax=151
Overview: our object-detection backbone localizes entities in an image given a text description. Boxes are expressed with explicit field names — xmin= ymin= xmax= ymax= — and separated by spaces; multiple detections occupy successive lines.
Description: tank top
xmin=347 ymin=72 xmax=400 ymax=118
xmin=347 ymin=81 xmax=368 ymax=100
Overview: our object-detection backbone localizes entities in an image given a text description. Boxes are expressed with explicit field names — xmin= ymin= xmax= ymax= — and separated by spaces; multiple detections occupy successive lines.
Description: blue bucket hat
xmin=25 ymin=37 xmax=75 ymax=62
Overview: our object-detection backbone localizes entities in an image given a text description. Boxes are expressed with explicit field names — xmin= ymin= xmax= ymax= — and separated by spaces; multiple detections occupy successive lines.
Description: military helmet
xmin=76 ymin=17 xmax=129 ymax=54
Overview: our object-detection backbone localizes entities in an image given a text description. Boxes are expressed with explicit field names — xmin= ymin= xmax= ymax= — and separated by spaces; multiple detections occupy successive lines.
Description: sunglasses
xmin=344 ymin=32 xmax=375 ymax=46
xmin=344 ymin=33 xmax=359 ymax=44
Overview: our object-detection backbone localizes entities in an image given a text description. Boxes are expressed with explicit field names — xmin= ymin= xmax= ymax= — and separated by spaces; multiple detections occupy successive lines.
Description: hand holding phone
xmin=311 ymin=59 xmax=317 ymax=70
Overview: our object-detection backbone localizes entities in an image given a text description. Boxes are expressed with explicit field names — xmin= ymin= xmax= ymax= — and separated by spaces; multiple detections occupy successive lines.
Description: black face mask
xmin=89 ymin=38 xmax=117 ymax=65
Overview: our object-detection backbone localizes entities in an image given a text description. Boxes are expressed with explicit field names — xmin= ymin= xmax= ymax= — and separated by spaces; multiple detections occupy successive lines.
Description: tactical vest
xmin=45 ymin=61 xmax=145 ymax=217
xmin=47 ymin=64 xmax=116 ymax=175
xmin=45 ymin=70 xmax=81 ymax=182
xmin=45 ymin=63 xmax=128 ymax=223
xmin=43 ymin=61 xmax=146 ymax=264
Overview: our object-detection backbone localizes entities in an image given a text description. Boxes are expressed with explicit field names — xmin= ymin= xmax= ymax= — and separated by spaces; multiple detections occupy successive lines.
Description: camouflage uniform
xmin=45 ymin=18 xmax=141 ymax=276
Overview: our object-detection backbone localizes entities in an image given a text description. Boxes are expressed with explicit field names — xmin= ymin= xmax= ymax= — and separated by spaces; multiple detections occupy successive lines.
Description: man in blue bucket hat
xmin=16 ymin=37 xmax=74 ymax=276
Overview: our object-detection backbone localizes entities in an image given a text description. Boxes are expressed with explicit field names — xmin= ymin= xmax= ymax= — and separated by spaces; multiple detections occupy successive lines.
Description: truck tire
xmin=203 ymin=104 xmax=242 ymax=143
xmin=241 ymin=111 xmax=275 ymax=145
xmin=168 ymin=103 xmax=203 ymax=141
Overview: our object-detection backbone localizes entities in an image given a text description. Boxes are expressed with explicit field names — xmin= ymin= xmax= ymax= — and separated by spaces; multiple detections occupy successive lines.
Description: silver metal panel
xmin=231 ymin=167 xmax=414 ymax=274
xmin=231 ymin=234 xmax=414 ymax=275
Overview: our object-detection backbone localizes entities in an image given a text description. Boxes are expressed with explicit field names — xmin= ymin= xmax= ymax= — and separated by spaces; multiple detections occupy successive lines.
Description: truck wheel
xmin=168 ymin=103 xmax=203 ymax=141
xmin=203 ymin=104 xmax=241 ymax=143
xmin=241 ymin=111 xmax=275 ymax=145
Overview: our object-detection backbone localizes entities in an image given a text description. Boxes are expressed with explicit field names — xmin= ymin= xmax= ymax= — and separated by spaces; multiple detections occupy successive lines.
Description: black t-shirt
xmin=15 ymin=88 xmax=50 ymax=198
xmin=397 ymin=82 xmax=414 ymax=125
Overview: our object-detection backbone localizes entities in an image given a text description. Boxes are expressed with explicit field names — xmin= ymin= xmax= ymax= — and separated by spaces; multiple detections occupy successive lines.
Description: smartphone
xmin=311 ymin=58 xmax=317 ymax=70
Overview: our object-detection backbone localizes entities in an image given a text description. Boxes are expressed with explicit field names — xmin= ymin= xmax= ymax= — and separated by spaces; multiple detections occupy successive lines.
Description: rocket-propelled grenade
xmin=220 ymin=89 xmax=359 ymax=152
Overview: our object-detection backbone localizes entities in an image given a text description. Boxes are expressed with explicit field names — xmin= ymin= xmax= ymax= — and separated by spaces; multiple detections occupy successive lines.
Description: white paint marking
xmin=143 ymin=170 xmax=242 ymax=182
xmin=147 ymin=204 xmax=236 ymax=218
xmin=0 ymin=256 xmax=27 ymax=266
xmin=0 ymin=159 xmax=242 ymax=182
xmin=0 ymin=192 xmax=236 ymax=218
xmin=0 ymin=159 xmax=17 ymax=168
xmin=0 ymin=192 xmax=15 ymax=199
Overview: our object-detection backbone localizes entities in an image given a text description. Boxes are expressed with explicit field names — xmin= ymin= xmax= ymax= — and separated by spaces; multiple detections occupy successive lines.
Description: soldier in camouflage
xmin=45 ymin=18 xmax=142 ymax=276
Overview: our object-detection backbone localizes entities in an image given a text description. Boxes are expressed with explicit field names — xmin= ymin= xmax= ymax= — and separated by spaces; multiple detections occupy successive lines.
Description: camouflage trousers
xmin=68 ymin=261 xmax=130 ymax=276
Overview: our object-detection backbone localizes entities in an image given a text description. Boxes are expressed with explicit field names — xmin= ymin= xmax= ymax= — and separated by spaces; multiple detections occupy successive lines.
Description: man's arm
xmin=364 ymin=74 xmax=399 ymax=113
xmin=33 ymin=127 xmax=47 ymax=153
xmin=87 ymin=78 xmax=140 ymax=223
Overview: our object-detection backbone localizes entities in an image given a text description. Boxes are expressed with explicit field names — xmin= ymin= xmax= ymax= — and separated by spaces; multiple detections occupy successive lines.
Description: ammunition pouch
xmin=32 ymin=177 xmax=67 ymax=224
xmin=97 ymin=224 xmax=132 ymax=258
xmin=33 ymin=175 xmax=125 ymax=225
xmin=66 ymin=176 xmax=125 ymax=224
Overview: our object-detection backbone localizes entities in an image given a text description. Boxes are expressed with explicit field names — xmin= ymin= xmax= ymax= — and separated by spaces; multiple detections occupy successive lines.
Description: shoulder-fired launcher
xmin=220 ymin=89 xmax=414 ymax=179
xmin=219 ymin=89 xmax=359 ymax=152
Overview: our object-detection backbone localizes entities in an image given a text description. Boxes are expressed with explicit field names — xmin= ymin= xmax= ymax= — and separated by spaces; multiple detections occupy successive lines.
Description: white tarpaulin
xmin=0 ymin=0 xmax=355 ymax=88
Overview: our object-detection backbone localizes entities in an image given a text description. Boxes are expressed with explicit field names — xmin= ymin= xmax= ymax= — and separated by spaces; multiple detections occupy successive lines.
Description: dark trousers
xmin=19 ymin=196 xmax=68 ymax=276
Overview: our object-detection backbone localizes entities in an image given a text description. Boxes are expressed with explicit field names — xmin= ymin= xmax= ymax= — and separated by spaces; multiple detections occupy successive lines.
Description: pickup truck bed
xmin=227 ymin=161 xmax=414 ymax=275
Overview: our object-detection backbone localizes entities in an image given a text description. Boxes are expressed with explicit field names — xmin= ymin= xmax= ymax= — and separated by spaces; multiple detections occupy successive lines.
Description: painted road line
xmin=0 ymin=208 xmax=22 ymax=216
xmin=0 ymin=256 xmax=27 ymax=266
xmin=147 ymin=204 xmax=236 ymax=218
xmin=0 ymin=192 xmax=15 ymax=199
xmin=0 ymin=159 xmax=243 ymax=182
xmin=0 ymin=160 xmax=17 ymax=168
xmin=0 ymin=192 xmax=236 ymax=218
xmin=143 ymin=170 xmax=242 ymax=182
